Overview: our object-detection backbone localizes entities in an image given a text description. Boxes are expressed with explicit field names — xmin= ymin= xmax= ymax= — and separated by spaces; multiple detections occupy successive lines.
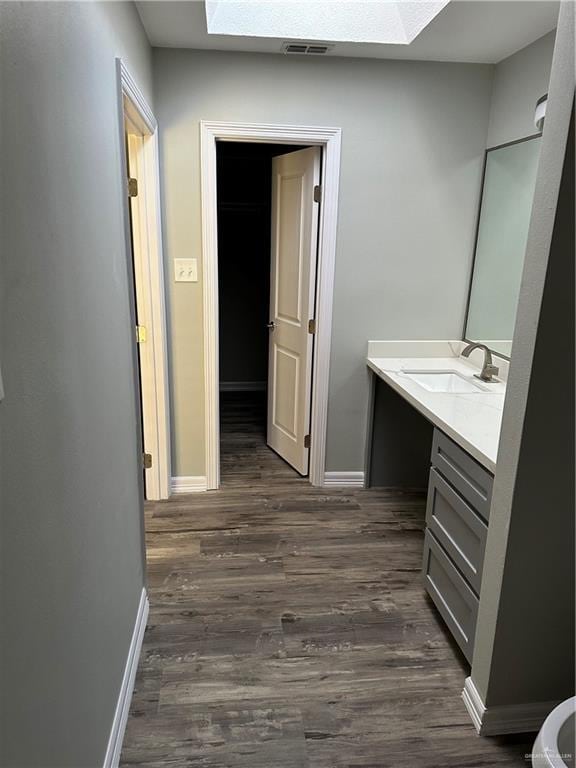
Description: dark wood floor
xmin=121 ymin=392 xmax=531 ymax=767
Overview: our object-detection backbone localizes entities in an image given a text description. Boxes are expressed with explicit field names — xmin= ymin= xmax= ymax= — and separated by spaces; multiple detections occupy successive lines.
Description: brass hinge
xmin=128 ymin=177 xmax=138 ymax=197
xmin=308 ymin=319 xmax=316 ymax=335
xmin=143 ymin=453 xmax=153 ymax=469
xmin=135 ymin=325 xmax=147 ymax=344
xmin=313 ymin=185 xmax=322 ymax=203
xmin=304 ymin=434 xmax=311 ymax=449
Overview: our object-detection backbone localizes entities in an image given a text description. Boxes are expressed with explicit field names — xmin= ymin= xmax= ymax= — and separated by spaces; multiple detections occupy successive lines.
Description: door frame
xmin=117 ymin=60 xmax=171 ymax=500
xmin=200 ymin=121 xmax=342 ymax=489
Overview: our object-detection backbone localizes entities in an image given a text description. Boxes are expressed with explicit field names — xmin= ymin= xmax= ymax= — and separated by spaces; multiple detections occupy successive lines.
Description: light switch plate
xmin=174 ymin=258 xmax=198 ymax=282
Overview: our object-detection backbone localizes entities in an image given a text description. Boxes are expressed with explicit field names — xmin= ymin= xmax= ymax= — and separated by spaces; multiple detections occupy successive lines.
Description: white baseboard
xmin=219 ymin=381 xmax=266 ymax=392
xmin=103 ymin=587 xmax=149 ymax=768
xmin=462 ymin=677 xmax=559 ymax=736
xmin=171 ymin=475 xmax=208 ymax=494
xmin=323 ymin=471 xmax=365 ymax=488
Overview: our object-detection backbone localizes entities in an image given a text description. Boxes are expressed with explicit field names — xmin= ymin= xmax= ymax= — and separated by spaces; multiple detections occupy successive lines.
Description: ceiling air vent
xmin=282 ymin=42 xmax=333 ymax=55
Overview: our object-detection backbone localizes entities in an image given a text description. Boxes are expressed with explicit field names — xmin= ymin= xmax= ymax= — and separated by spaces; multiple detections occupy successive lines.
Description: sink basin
xmin=402 ymin=369 xmax=487 ymax=393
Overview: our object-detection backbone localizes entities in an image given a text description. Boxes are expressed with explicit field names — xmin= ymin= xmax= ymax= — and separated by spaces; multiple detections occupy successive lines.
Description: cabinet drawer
xmin=426 ymin=468 xmax=487 ymax=594
xmin=422 ymin=530 xmax=478 ymax=662
xmin=431 ymin=430 xmax=493 ymax=521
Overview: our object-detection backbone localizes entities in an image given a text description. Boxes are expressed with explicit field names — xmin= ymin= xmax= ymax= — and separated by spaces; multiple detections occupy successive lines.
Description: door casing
xmin=200 ymin=121 xmax=342 ymax=489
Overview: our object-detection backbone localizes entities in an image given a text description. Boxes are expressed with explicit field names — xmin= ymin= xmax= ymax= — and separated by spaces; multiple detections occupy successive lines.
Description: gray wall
xmin=472 ymin=2 xmax=574 ymax=711
xmin=0 ymin=2 xmax=151 ymax=765
xmin=487 ymin=31 xmax=556 ymax=148
xmin=154 ymin=49 xmax=493 ymax=475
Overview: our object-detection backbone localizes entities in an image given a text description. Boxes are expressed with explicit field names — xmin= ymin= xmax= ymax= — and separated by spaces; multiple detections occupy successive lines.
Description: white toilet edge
xmin=533 ymin=697 xmax=576 ymax=768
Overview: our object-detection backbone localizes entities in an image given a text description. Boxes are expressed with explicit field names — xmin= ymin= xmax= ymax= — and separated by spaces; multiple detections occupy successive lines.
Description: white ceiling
xmin=136 ymin=0 xmax=558 ymax=64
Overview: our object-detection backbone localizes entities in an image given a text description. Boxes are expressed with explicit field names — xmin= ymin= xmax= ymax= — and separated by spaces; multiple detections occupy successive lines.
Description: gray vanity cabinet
xmin=429 ymin=430 xmax=493 ymax=521
xmin=422 ymin=429 xmax=494 ymax=662
xmin=422 ymin=531 xmax=479 ymax=661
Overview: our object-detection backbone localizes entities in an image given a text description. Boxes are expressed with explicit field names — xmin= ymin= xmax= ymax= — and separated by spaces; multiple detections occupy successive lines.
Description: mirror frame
xmin=462 ymin=131 xmax=542 ymax=361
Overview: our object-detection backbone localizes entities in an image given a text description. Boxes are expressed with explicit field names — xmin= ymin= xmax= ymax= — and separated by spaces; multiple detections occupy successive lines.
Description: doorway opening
xmin=201 ymin=121 xmax=342 ymax=490
xmin=217 ymin=142 xmax=315 ymax=484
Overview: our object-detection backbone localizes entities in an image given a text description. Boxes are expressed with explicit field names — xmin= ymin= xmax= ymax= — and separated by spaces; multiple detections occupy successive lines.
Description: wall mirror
xmin=464 ymin=134 xmax=542 ymax=358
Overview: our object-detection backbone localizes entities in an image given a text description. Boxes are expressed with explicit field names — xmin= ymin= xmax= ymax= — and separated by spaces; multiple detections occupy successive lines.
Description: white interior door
xmin=126 ymin=121 xmax=165 ymax=500
xmin=267 ymin=146 xmax=321 ymax=475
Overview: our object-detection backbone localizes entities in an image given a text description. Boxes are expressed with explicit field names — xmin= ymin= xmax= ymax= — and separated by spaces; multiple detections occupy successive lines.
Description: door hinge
xmin=136 ymin=325 xmax=147 ymax=344
xmin=304 ymin=434 xmax=311 ymax=449
xmin=313 ymin=185 xmax=322 ymax=203
xmin=143 ymin=452 xmax=153 ymax=469
xmin=128 ymin=177 xmax=138 ymax=197
xmin=308 ymin=319 xmax=316 ymax=335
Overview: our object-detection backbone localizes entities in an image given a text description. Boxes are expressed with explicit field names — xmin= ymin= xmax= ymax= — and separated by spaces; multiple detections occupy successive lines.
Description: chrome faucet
xmin=462 ymin=343 xmax=500 ymax=382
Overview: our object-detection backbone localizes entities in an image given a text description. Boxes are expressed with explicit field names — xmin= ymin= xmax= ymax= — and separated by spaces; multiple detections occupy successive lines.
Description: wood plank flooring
xmin=121 ymin=392 xmax=532 ymax=767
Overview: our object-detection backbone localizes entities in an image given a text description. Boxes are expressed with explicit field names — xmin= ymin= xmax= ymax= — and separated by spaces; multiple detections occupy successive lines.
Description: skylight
xmin=205 ymin=0 xmax=451 ymax=46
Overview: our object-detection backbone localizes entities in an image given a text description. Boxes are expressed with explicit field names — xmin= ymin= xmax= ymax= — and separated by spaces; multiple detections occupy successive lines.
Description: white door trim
xmin=118 ymin=60 xmax=171 ymax=500
xmin=200 ymin=121 xmax=342 ymax=489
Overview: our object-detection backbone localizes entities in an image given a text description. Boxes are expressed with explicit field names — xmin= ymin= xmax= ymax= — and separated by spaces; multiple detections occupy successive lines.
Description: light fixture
xmin=205 ymin=0 xmax=451 ymax=46
xmin=534 ymin=94 xmax=547 ymax=131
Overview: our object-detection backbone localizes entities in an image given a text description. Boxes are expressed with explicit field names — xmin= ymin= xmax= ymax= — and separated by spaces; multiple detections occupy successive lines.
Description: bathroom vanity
xmin=364 ymin=130 xmax=544 ymax=666
xmin=365 ymin=341 xmax=506 ymax=662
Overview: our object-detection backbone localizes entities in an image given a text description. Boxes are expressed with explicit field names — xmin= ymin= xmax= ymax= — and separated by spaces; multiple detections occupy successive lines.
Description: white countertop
xmin=367 ymin=343 xmax=506 ymax=473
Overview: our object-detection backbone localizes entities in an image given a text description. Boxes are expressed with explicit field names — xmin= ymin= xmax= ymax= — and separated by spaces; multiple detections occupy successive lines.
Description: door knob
xmin=267 ymin=321 xmax=276 ymax=329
